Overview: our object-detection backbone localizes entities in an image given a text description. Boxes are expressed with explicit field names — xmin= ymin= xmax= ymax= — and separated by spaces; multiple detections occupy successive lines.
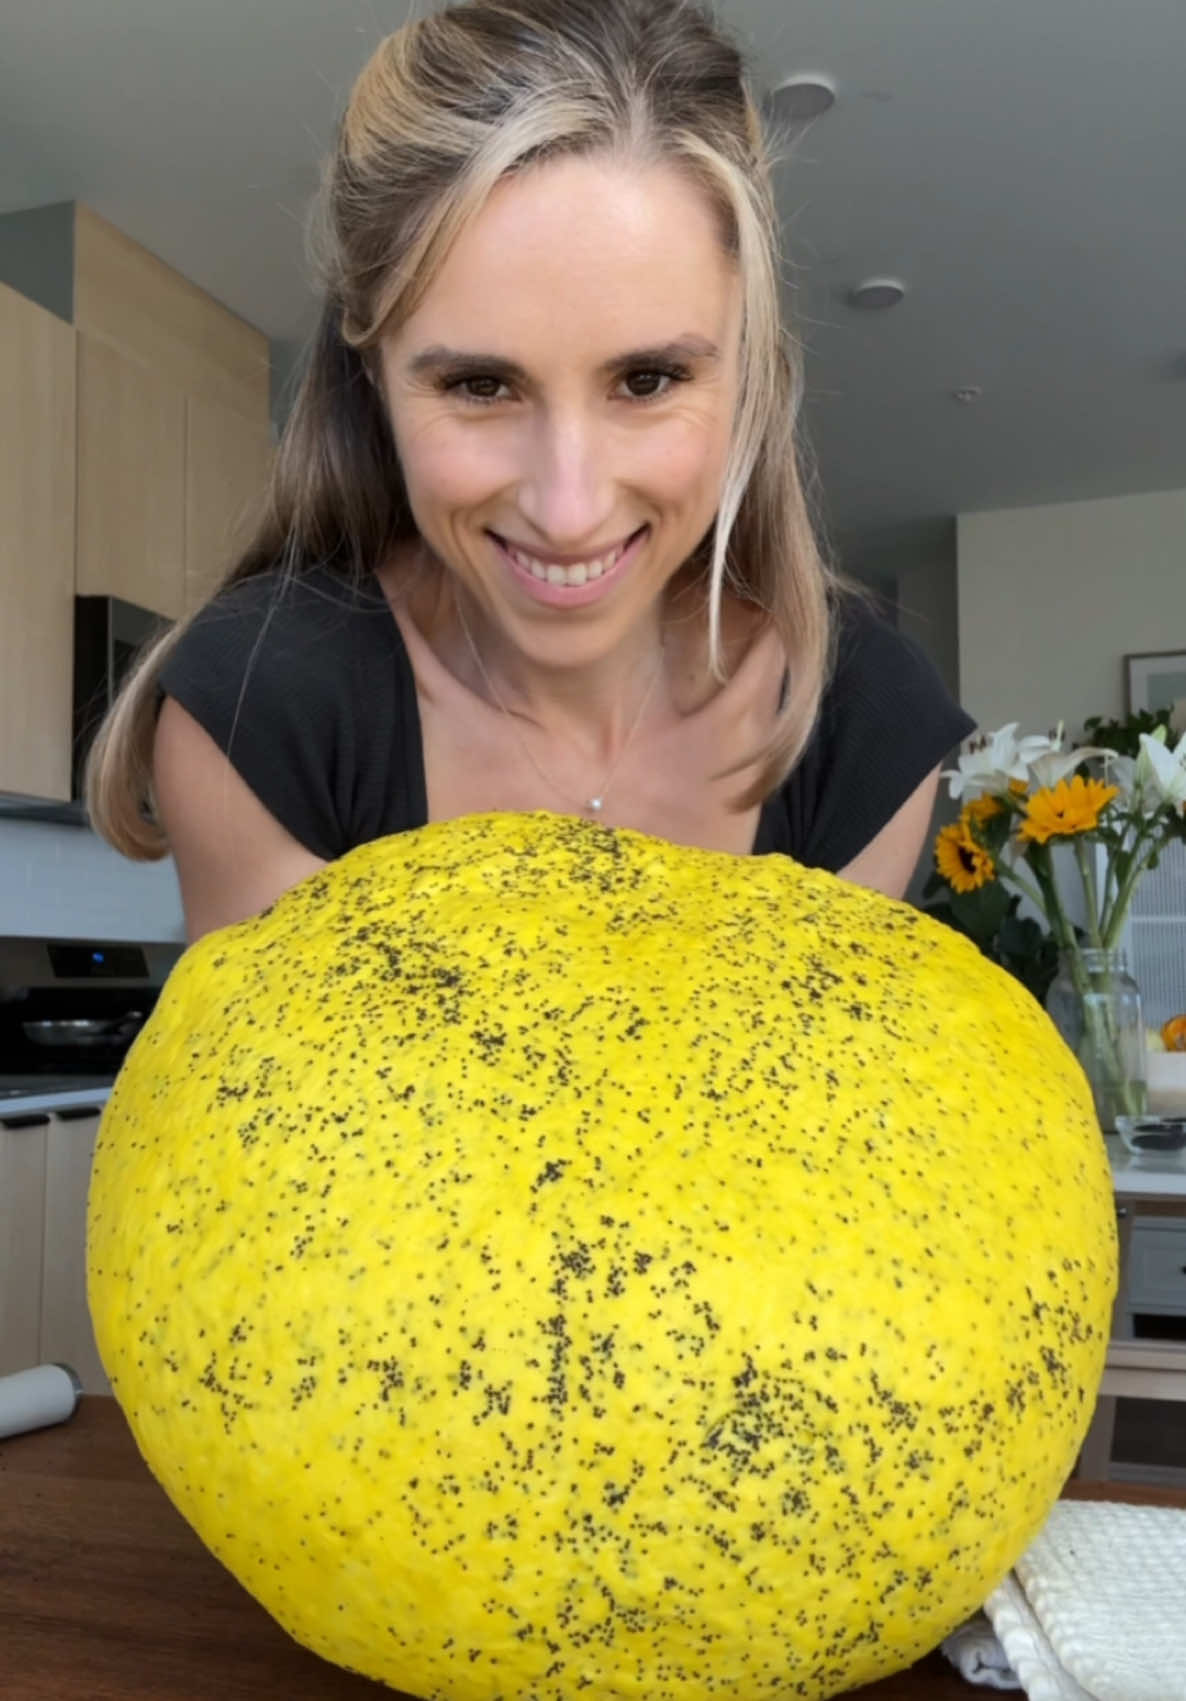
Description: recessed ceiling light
xmin=953 ymin=386 xmax=983 ymax=404
xmin=848 ymin=277 xmax=907 ymax=310
xmin=765 ymin=74 xmax=838 ymax=123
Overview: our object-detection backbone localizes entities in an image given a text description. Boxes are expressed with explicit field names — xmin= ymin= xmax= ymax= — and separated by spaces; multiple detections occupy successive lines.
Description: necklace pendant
xmin=587 ymin=797 xmax=604 ymax=816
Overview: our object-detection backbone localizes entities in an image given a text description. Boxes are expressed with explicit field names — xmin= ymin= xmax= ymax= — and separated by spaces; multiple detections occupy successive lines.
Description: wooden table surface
xmin=3 ymin=1398 xmax=1184 ymax=1701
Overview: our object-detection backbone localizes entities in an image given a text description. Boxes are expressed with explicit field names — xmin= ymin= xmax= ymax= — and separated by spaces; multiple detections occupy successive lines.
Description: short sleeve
xmin=770 ymin=595 xmax=976 ymax=871
xmin=157 ymin=568 xmax=425 ymax=860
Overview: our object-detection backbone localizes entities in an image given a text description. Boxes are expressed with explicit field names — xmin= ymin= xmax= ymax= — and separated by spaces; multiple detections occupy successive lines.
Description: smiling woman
xmin=379 ymin=155 xmax=743 ymax=713
xmin=82 ymin=0 xmax=974 ymax=941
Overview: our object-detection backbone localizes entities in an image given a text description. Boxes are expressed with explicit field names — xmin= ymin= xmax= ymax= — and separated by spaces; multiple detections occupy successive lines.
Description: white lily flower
xmin=1027 ymin=744 xmax=1115 ymax=792
xmin=1104 ymin=753 xmax=1140 ymax=807
xmin=1015 ymin=732 xmax=1066 ymax=773
xmin=1106 ymin=737 xmax=1169 ymax=815
xmin=1138 ymin=728 xmax=1186 ymax=812
xmin=943 ymin=723 xmax=1062 ymax=801
xmin=943 ymin=735 xmax=1008 ymax=802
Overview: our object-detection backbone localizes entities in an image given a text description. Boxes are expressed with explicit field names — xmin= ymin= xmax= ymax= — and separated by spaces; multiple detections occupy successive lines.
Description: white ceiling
xmin=3 ymin=0 xmax=1185 ymax=577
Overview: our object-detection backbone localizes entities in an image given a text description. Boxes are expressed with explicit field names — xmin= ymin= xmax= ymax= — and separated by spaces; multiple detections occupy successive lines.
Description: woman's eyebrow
xmin=608 ymin=335 xmax=720 ymax=370
xmin=405 ymin=334 xmax=720 ymax=382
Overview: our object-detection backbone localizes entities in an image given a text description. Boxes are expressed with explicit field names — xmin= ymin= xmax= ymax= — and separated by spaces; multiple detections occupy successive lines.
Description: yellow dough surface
xmin=88 ymin=813 xmax=1116 ymax=1700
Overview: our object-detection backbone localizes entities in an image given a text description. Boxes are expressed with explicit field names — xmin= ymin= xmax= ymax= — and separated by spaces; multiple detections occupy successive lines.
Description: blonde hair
xmin=89 ymin=0 xmax=838 ymax=857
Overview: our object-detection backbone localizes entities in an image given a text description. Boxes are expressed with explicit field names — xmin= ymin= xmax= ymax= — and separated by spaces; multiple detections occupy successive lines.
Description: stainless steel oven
xmin=73 ymin=595 xmax=171 ymax=802
xmin=0 ymin=934 xmax=182 ymax=1088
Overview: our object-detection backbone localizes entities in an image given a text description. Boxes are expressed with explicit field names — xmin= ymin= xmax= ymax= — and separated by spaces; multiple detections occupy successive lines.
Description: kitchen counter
xmin=4 ymin=1399 xmax=1186 ymax=1701
xmin=0 ymin=1081 xmax=113 ymax=1119
xmin=1108 ymin=1132 xmax=1186 ymax=1199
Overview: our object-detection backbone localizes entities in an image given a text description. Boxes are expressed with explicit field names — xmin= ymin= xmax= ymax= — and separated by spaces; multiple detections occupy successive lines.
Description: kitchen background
xmin=4 ymin=0 xmax=1186 ymax=936
xmin=2 ymin=0 xmax=1186 ymax=1468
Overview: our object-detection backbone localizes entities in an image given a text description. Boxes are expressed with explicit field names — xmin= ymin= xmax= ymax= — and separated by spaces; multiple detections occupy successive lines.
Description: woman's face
xmin=379 ymin=153 xmax=743 ymax=669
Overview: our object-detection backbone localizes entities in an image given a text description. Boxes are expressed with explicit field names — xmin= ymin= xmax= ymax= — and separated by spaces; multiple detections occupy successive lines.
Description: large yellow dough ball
xmin=88 ymin=813 xmax=1115 ymax=1700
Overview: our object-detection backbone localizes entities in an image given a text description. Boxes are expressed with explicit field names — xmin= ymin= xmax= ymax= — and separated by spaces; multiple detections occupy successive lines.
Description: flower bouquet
xmin=928 ymin=709 xmax=1186 ymax=1137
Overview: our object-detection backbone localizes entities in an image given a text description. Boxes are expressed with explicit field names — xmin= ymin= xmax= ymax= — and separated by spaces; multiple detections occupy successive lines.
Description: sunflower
xmin=1018 ymin=776 xmax=1118 ymax=845
xmin=963 ymin=795 xmax=1004 ymax=827
xmin=935 ymin=822 xmax=996 ymax=893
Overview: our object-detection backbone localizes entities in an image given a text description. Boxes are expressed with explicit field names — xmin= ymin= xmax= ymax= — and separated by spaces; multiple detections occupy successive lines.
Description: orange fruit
xmin=1162 ymin=1015 xmax=1186 ymax=1052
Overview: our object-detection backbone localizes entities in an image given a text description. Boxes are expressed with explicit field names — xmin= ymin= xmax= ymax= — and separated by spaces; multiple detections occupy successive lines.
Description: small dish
xmin=1115 ymin=1113 xmax=1186 ymax=1155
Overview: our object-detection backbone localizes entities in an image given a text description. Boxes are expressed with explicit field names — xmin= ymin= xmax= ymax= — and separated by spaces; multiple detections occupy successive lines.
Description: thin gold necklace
xmin=455 ymin=595 xmax=664 ymax=821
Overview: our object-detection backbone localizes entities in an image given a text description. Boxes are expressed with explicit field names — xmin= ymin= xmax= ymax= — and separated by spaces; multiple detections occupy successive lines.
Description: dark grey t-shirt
xmin=158 ymin=567 xmax=975 ymax=868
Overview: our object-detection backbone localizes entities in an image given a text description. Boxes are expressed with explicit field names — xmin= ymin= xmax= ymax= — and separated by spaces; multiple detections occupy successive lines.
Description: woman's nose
xmin=514 ymin=411 xmax=616 ymax=546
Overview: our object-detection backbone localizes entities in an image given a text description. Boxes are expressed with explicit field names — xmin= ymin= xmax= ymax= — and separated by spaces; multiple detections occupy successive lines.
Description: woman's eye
xmin=447 ymin=375 xmax=508 ymax=404
xmin=621 ymin=367 xmax=688 ymax=401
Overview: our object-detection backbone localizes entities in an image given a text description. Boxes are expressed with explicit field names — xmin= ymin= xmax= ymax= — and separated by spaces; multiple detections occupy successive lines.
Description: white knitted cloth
xmin=942 ymin=1502 xmax=1186 ymax=1700
xmin=940 ymin=1611 xmax=1021 ymax=1690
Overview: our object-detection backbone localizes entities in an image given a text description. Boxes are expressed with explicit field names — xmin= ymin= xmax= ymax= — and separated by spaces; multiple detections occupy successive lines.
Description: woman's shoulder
xmin=767 ymin=585 xmax=975 ymax=871
xmin=179 ymin=564 xmax=399 ymax=651
xmin=161 ymin=566 xmax=406 ymax=706
xmin=157 ymin=565 xmax=422 ymax=860
xmin=821 ymin=585 xmax=963 ymax=718
xmin=826 ymin=583 xmax=904 ymax=670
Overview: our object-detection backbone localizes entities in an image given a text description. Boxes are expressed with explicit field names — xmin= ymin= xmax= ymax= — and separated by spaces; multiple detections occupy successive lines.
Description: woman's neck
xmin=384 ymin=543 xmax=757 ymax=766
xmin=450 ymin=581 xmax=670 ymax=768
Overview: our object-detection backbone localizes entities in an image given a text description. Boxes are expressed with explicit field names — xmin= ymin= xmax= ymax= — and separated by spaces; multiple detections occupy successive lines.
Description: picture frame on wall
xmin=1125 ymin=649 xmax=1186 ymax=715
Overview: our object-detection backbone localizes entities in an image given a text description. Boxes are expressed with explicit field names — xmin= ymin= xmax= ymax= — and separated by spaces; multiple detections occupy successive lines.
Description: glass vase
xmin=1045 ymin=947 xmax=1147 ymax=1132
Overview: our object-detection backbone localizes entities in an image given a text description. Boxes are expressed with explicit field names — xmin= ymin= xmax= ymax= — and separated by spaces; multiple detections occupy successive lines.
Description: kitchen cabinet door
xmin=0 ymin=282 xmax=76 ymax=801
xmin=76 ymin=332 xmax=186 ymax=618
xmin=74 ymin=203 xmax=270 ymax=422
xmin=1128 ymin=1219 xmax=1186 ymax=1319
xmin=41 ymin=1111 xmax=110 ymax=1394
xmin=184 ymin=392 xmax=274 ymax=613
xmin=0 ymin=1120 xmax=47 ymax=1377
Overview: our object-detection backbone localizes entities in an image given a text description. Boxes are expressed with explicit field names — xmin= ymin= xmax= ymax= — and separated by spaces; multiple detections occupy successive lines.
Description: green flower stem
xmin=1099 ymin=824 xmax=1145 ymax=942
xmin=1102 ymin=824 xmax=1171 ymax=950
xmin=1071 ymin=833 xmax=1131 ymax=1108
xmin=1101 ymin=852 xmax=1120 ymax=927
xmin=994 ymin=858 xmax=1047 ymax=914
xmin=1073 ymin=840 xmax=1106 ymax=950
xmin=1028 ymin=844 xmax=1073 ymax=948
xmin=1032 ymin=842 xmax=1145 ymax=1123
xmin=1056 ymin=944 xmax=1143 ymax=1120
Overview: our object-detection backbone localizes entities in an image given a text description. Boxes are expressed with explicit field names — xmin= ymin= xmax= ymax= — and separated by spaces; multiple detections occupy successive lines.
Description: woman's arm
xmin=836 ymin=764 xmax=940 ymax=901
xmin=154 ymin=698 xmax=327 ymax=944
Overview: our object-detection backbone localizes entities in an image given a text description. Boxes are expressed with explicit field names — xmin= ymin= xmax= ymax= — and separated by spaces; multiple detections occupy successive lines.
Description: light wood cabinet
xmin=184 ymin=392 xmax=274 ymax=613
xmin=74 ymin=351 xmax=273 ymax=626
xmin=0 ymin=1108 xmax=109 ymax=1393
xmin=41 ymin=1110 xmax=109 ymax=1393
xmin=0 ymin=204 xmax=273 ymax=799
xmin=73 ymin=203 xmax=273 ymax=619
xmin=76 ymin=333 xmax=187 ymax=618
xmin=0 ymin=1120 xmax=47 ymax=1377
xmin=0 ymin=281 xmax=76 ymax=801
xmin=74 ymin=203 xmax=269 ymax=421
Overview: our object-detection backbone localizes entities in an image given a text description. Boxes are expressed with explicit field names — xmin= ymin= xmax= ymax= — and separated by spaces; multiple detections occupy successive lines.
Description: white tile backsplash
xmin=0 ymin=820 xmax=185 ymax=941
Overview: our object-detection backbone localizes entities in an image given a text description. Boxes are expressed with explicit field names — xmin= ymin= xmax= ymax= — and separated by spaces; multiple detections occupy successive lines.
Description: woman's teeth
xmin=505 ymin=536 xmax=631 ymax=587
